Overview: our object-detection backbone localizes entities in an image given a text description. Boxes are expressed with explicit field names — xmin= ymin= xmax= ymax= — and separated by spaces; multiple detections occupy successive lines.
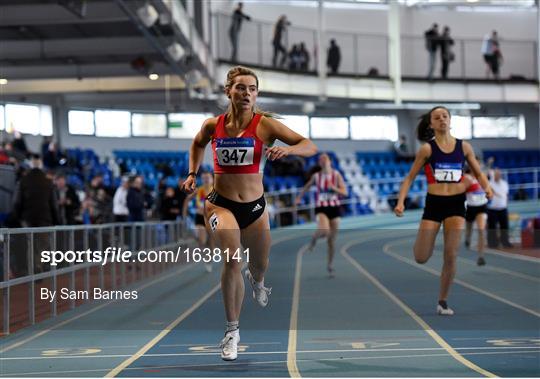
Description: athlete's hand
xmin=485 ymin=186 xmax=493 ymax=200
xmin=394 ymin=203 xmax=405 ymax=217
xmin=182 ymin=176 xmax=197 ymax=194
xmin=265 ymin=146 xmax=290 ymax=161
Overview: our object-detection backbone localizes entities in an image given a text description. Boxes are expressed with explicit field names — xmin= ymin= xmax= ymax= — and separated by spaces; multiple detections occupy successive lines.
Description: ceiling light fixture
xmin=167 ymin=42 xmax=185 ymax=62
xmin=136 ymin=4 xmax=159 ymax=28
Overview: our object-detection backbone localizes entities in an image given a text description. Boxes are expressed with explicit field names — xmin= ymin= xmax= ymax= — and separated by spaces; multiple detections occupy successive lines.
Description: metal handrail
xmin=213 ymin=11 xmax=538 ymax=80
xmin=265 ymin=166 xmax=540 ymax=226
xmin=0 ymin=219 xmax=190 ymax=335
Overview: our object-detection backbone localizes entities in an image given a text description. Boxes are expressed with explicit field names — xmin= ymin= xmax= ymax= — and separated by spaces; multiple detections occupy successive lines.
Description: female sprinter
xmin=187 ymin=170 xmax=215 ymax=272
xmin=463 ymin=167 xmax=488 ymax=266
xmin=394 ymin=106 xmax=492 ymax=316
xmin=296 ymin=153 xmax=347 ymax=276
xmin=183 ymin=66 xmax=317 ymax=361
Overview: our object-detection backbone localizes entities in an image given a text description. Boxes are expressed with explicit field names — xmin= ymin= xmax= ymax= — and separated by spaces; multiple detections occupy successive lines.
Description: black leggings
xmin=487 ymin=208 xmax=510 ymax=246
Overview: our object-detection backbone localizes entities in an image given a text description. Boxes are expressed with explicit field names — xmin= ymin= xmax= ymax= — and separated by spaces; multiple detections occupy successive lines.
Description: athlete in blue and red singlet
xmin=394 ymin=106 xmax=492 ymax=316
xmin=296 ymin=153 xmax=347 ymax=276
xmin=183 ymin=66 xmax=317 ymax=361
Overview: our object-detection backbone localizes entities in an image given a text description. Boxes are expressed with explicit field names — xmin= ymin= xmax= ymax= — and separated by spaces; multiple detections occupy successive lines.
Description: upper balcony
xmin=212 ymin=12 xmax=539 ymax=104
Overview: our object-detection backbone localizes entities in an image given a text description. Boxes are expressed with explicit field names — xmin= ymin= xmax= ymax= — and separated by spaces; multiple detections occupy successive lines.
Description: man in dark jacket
xmin=229 ymin=2 xmax=251 ymax=62
xmin=12 ymin=154 xmax=60 ymax=273
xmin=424 ymin=23 xmax=439 ymax=79
xmin=13 ymin=155 xmax=60 ymax=227
xmin=55 ymin=174 xmax=80 ymax=225
xmin=439 ymin=26 xmax=454 ymax=79
xmin=327 ymin=39 xmax=341 ymax=74
xmin=127 ymin=176 xmax=145 ymax=222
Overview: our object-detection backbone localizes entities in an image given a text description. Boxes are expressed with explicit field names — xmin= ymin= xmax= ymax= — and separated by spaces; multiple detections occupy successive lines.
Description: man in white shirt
xmin=113 ymin=176 xmax=130 ymax=222
xmin=487 ymin=168 xmax=513 ymax=248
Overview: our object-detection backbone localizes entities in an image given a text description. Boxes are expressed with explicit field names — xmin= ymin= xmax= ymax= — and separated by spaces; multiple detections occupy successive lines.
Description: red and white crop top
xmin=212 ymin=113 xmax=268 ymax=174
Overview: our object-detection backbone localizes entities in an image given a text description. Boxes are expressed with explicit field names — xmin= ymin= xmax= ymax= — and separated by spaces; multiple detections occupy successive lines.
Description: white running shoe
xmin=244 ymin=269 xmax=272 ymax=307
xmin=220 ymin=329 xmax=240 ymax=361
xmin=437 ymin=304 xmax=455 ymax=316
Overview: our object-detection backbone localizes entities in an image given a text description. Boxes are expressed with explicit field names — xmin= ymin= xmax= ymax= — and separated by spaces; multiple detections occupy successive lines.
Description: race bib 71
xmin=433 ymin=162 xmax=462 ymax=182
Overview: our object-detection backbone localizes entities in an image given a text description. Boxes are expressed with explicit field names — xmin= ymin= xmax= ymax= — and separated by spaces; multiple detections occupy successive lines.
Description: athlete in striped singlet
xmin=296 ymin=153 xmax=347 ymax=276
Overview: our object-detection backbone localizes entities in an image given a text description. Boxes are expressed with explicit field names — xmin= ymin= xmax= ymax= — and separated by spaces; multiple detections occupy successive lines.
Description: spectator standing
xmin=13 ymin=155 xmax=60 ymax=227
xmin=481 ymin=30 xmax=502 ymax=79
xmin=86 ymin=174 xmax=112 ymax=224
xmin=55 ymin=174 xmax=80 ymax=225
xmin=424 ymin=23 xmax=439 ymax=79
xmin=288 ymin=44 xmax=300 ymax=71
xmin=113 ymin=176 xmax=130 ymax=222
xmin=229 ymin=2 xmax=251 ymax=62
xmin=12 ymin=131 xmax=28 ymax=156
xmin=160 ymin=187 xmax=181 ymax=221
xmin=12 ymin=155 xmax=60 ymax=273
xmin=272 ymin=15 xmax=290 ymax=68
xmin=299 ymin=42 xmax=310 ymax=71
xmin=487 ymin=168 xmax=513 ymax=248
xmin=175 ymin=178 xmax=188 ymax=219
xmin=491 ymin=32 xmax=503 ymax=79
xmin=327 ymin=39 xmax=341 ymax=74
xmin=440 ymin=26 xmax=454 ymax=79
xmin=394 ymin=134 xmax=414 ymax=162
xmin=127 ymin=176 xmax=145 ymax=222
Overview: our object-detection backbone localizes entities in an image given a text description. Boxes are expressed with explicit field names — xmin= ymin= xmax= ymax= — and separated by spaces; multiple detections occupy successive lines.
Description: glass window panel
xmin=132 ymin=113 xmax=167 ymax=137
xmin=95 ymin=110 xmax=131 ymax=137
xmin=310 ymin=117 xmax=349 ymax=139
xmin=350 ymin=116 xmax=398 ymax=141
xmin=168 ymin=113 xmax=212 ymax=139
xmin=279 ymin=115 xmax=310 ymax=138
xmin=68 ymin=110 xmax=95 ymax=135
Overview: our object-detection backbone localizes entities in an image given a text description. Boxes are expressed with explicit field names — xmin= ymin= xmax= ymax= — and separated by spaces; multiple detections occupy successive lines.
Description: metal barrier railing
xmin=213 ymin=12 xmax=538 ymax=80
xmin=0 ymin=220 xmax=189 ymax=335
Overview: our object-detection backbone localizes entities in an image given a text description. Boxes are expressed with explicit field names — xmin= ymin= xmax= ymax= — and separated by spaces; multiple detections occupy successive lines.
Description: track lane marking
xmin=2 ymin=345 xmax=539 ymax=361
xmin=107 ymin=233 xmax=311 ymax=377
xmin=287 ymin=244 xmax=309 ymax=378
xmin=4 ymin=349 xmax=537 ymax=377
xmin=383 ymin=239 xmax=540 ymax=318
xmin=342 ymin=239 xmax=498 ymax=378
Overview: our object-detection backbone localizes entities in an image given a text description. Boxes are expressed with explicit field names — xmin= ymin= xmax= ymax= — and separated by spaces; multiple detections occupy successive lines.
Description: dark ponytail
xmin=416 ymin=106 xmax=450 ymax=142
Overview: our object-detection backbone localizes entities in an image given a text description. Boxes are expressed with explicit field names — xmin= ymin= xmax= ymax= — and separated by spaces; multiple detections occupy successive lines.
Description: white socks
xmin=226 ymin=321 xmax=239 ymax=333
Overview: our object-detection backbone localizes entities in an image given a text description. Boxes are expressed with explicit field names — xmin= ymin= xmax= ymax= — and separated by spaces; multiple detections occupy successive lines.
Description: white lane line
xmin=106 ymin=233 xmax=311 ymax=378
xmin=3 ymin=349 xmax=538 ymax=377
xmin=3 ymin=345 xmax=539 ymax=360
xmin=343 ymin=241 xmax=497 ymax=378
xmin=287 ymin=244 xmax=309 ymax=378
xmin=383 ymin=239 xmax=540 ymax=318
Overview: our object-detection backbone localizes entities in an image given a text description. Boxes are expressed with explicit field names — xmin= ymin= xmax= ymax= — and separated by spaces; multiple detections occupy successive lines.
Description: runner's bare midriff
xmin=214 ymin=173 xmax=264 ymax=202
xmin=427 ymin=182 xmax=466 ymax=196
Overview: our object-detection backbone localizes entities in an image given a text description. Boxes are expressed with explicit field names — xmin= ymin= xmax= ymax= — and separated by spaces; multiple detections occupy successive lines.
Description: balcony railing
xmin=213 ymin=12 xmax=538 ymax=81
